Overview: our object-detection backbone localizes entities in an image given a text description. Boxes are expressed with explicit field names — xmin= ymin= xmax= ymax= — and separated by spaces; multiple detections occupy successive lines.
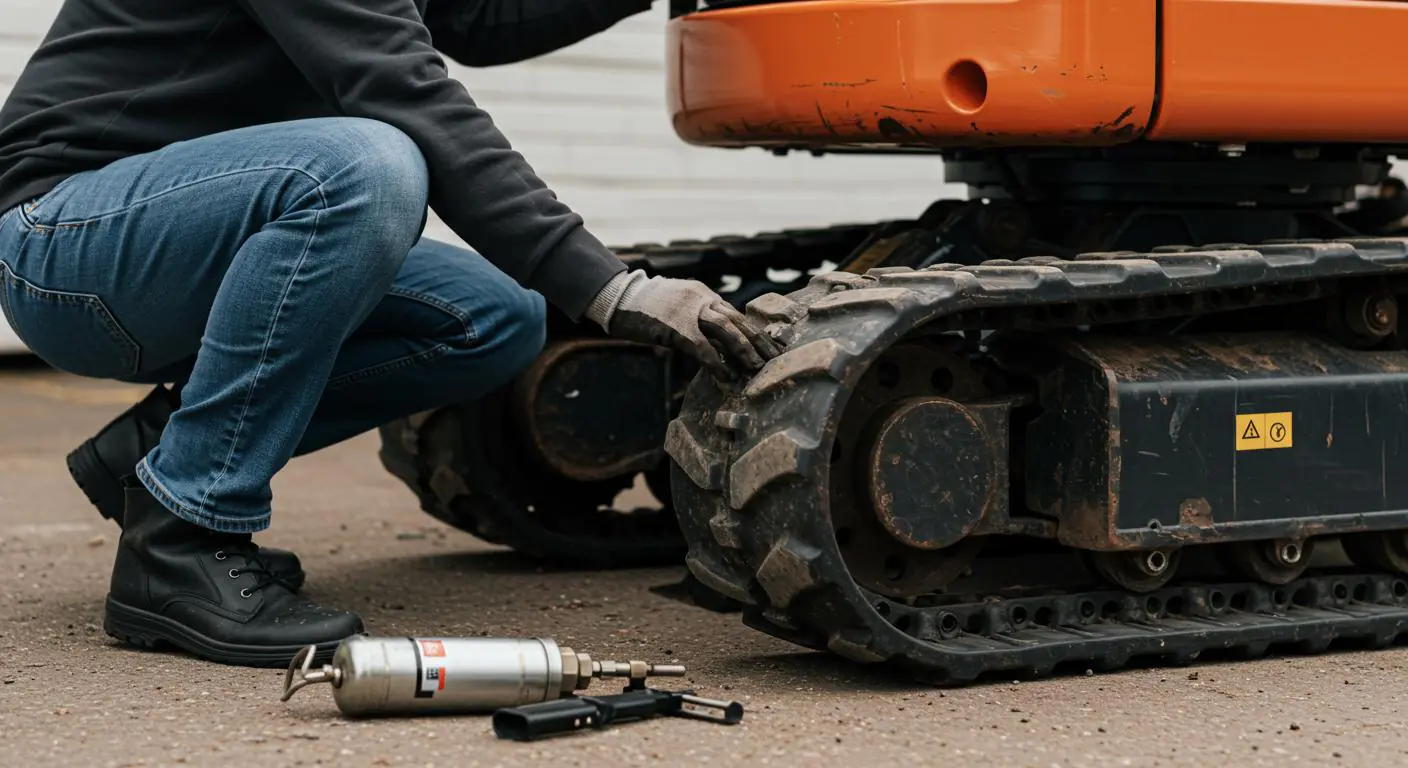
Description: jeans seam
xmin=138 ymin=457 xmax=269 ymax=533
xmin=0 ymin=265 xmax=14 ymax=335
xmin=195 ymin=184 xmax=328 ymax=514
xmin=385 ymin=286 xmax=479 ymax=346
xmin=324 ymin=343 xmax=450 ymax=392
xmin=21 ymin=166 xmax=326 ymax=232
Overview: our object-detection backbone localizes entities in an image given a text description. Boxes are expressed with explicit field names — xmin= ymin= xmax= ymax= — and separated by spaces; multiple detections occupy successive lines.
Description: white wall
xmin=1 ymin=0 xmax=956 ymax=254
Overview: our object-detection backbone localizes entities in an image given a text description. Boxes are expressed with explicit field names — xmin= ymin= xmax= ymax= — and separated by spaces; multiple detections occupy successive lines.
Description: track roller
xmin=1220 ymin=538 xmax=1317 ymax=585
xmin=1087 ymin=549 xmax=1182 ymax=592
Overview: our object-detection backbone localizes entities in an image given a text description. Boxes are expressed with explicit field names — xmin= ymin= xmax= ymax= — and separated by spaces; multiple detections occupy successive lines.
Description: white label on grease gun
xmin=411 ymin=638 xmax=447 ymax=698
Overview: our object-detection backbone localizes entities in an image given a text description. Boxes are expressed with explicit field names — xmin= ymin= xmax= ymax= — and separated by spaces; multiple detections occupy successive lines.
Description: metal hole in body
xmin=930 ymin=368 xmax=955 ymax=394
xmin=876 ymin=362 xmax=901 ymax=388
xmin=1144 ymin=596 xmax=1162 ymax=616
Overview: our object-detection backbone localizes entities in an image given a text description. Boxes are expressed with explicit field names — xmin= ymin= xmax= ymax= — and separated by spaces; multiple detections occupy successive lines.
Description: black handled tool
xmin=492 ymin=687 xmax=744 ymax=741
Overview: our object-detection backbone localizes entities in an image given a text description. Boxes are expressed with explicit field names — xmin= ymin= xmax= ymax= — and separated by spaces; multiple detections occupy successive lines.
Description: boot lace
xmin=216 ymin=542 xmax=297 ymax=597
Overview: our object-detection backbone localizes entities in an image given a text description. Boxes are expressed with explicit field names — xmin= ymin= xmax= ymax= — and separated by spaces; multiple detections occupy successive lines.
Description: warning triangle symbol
xmin=1242 ymin=421 xmax=1260 ymax=440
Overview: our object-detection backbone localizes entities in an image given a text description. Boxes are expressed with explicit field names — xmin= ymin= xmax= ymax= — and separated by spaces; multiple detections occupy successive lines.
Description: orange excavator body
xmin=667 ymin=0 xmax=1408 ymax=149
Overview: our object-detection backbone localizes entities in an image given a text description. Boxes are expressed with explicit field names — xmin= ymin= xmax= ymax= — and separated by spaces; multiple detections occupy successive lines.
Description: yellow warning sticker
xmin=1235 ymin=412 xmax=1293 ymax=451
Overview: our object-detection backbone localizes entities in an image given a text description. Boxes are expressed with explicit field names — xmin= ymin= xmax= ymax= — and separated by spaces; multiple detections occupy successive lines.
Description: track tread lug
xmin=664 ymin=420 xmax=725 ymax=491
xmin=807 ymin=286 xmax=922 ymax=316
xmin=755 ymin=536 xmax=824 ymax=610
xmin=827 ymin=629 xmax=886 ymax=663
xmin=743 ymin=338 xmax=855 ymax=398
xmin=747 ymin=292 xmax=808 ymax=324
xmin=812 ymin=272 xmax=873 ymax=290
xmin=685 ymin=552 xmax=754 ymax=604
xmin=728 ymin=428 xmax=817 ymax=510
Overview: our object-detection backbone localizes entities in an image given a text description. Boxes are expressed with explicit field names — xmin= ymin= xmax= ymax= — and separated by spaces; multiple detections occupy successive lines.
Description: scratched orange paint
xmin=667 ymin=0 xmax=1408 ymax=149
xmin=667 ymin=0 xmax=1158 ymax=149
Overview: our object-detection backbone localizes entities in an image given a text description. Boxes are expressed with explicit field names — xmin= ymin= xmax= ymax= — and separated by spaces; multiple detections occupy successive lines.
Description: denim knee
xmin=311 ymin=118 xmax=429 ymax=255
xmin=499 ymin=288 xmax=548 ymax=371
xmin=443 ymin=285 xmax=546 ymax=378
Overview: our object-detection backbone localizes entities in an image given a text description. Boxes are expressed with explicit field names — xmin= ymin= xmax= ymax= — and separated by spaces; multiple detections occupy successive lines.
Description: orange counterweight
xmin=668 ymin=0 xmax=1408 ymax=149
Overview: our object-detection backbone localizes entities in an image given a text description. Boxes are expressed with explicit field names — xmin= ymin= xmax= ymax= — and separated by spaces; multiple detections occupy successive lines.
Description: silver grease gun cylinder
xmin=281 ymin=635 xmax=686 ymax=717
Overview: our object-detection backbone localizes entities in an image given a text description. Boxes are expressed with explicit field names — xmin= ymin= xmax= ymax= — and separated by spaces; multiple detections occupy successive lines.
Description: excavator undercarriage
xmin=382 ymin=0 xmax=1408 ymax=680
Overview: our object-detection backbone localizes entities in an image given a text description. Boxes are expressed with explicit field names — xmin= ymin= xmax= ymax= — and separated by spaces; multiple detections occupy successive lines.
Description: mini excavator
xmin=381 ymin=0 xmax=1408 ymax=681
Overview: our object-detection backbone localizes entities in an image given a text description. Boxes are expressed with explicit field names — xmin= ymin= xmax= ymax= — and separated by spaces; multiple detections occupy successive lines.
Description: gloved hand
xmin=585 ymin=271 xmax=782 ymax=379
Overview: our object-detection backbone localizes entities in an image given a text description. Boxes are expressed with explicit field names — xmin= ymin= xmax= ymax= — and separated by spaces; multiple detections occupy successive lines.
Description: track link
xmin=377 ymin=222 xmax=883 ymax=567
xmin=667 ymin=237 xmax=1408 ymax=681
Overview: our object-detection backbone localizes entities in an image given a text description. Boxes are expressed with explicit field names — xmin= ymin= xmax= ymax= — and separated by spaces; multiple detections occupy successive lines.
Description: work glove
xmin=585 ymin=270 xmax=783 ymax=380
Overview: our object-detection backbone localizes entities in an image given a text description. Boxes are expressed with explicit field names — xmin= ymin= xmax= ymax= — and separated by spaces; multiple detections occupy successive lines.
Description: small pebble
xmin=87 ymin=536 xmax=105 ymax=547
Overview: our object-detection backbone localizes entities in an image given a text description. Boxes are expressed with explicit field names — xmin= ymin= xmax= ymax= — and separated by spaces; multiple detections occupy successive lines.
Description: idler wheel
xmin=829 ymin=339 xmax=993 ymax=599
xmin=861 ymin=397 xmax=995 ymax=551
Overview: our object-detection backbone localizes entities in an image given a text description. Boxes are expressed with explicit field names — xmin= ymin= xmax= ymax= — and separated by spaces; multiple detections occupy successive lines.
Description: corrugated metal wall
xmin=1 ymin=0 xmax=958 ymax=253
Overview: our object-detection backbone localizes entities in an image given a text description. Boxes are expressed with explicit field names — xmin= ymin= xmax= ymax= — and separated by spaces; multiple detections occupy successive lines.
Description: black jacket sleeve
xmin=237 ymin=0 xmax=626 ymax=319
xmin=425 ymin=0 xmax=653 ymax=67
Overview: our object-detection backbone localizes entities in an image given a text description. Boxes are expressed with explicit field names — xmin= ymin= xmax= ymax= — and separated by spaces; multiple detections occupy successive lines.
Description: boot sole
xmin=104 ymin=597 xmax=348 ymax=667
xmin=67 ymin=440 xmax=124 ymax=523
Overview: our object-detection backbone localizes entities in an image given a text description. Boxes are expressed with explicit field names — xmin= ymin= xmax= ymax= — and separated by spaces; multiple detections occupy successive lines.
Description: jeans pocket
xmin=15 ymin=175 xmax=86 ymax=232
xmin=0 ymin=261 xmax=141 ymax=378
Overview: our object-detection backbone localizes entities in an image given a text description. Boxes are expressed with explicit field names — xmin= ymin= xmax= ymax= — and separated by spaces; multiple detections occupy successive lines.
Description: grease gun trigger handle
xmin=282 ymin=643 xmax=339 ymax=702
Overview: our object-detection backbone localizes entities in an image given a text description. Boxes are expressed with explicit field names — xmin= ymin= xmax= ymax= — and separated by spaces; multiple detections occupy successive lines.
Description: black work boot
xmin=104 ymin=482 xmax=363 ymax=667
xmin=67 ymin=384 xmax=306 ymax=591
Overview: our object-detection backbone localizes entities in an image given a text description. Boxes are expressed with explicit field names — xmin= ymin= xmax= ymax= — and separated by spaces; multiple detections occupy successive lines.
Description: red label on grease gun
xmin=412 ymin=638 xmax=447 ymax=698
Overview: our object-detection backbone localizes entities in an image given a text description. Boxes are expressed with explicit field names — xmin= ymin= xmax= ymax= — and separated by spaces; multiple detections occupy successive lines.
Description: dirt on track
xmin=3 ymin=362 xmax=1408 ymax=767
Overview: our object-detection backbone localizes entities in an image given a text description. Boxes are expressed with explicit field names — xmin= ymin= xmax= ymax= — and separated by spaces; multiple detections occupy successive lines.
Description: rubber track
xmin=375 ymin=223 xmax=882 ymax=566
xmin=667 ymin=237 xmax=1408 ymax=681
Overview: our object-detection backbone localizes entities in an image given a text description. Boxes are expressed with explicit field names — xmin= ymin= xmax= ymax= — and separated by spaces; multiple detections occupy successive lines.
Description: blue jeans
xmin=0 ymin=118 xmax=547 ymax=533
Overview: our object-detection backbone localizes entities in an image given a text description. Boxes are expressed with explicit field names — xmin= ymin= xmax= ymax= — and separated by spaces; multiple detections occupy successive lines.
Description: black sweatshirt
xmin=0 ymin=0 xmax=650 ymax=319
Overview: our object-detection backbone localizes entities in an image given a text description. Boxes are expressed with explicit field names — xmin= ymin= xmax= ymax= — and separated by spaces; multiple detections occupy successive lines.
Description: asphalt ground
xmin=3 ymin=360 xmax=1408 ymax=767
